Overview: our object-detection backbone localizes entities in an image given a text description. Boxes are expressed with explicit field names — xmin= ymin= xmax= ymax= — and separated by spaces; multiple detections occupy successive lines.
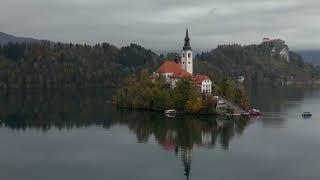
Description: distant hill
xmin=0 ymin=32 xmax=51 ymax=45
xmin=297 ymin=50 xmax=320 ymax=66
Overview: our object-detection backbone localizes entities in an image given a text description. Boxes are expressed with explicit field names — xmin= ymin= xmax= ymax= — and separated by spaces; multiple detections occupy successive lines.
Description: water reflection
xmin=0 ymin=91 xmax=255 ymax=179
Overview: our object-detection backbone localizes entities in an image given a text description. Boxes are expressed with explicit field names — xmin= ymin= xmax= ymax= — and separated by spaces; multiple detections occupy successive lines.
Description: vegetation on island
xmin=115 ymin=69 xmax=250 ymax=113
xmin=115 ymin=69 xmax=218 ymax=113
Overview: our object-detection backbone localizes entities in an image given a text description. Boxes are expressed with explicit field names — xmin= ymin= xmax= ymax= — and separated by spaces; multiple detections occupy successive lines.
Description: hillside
xmin=0 ymin=32 xmax=51 ymax=45
xmin=195 ymin=41 xmax=320 ymax=85
xmin=1 ymin=32 xmax=318 ymax=90
xmin=0 ymin=42 xmax=160 ymax=89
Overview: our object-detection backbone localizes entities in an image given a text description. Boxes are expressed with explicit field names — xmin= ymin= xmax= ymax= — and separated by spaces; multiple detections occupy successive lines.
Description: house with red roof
xmin=192 ymin=74 xmax=212 ymax=93
xmin=151 ymin=29 xmax=212 ymax=94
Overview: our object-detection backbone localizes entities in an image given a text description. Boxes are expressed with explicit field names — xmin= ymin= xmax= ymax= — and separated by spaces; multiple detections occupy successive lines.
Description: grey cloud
xmin=0 ymin=0 xmax=319 ymax=51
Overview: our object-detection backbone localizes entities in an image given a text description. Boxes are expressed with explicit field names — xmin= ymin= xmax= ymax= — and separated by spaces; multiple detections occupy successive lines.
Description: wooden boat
xmin=164 ymin=109 xmax=176 ymax=117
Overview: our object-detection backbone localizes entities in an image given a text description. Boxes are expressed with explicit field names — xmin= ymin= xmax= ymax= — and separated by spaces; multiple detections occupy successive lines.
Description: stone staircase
xmin=217 ymin=96 xmax=244 ymax=114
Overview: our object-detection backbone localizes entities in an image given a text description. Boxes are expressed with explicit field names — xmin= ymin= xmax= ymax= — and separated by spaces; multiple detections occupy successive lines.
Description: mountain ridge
xmin=296 ymin=50 xmax=320 ymax=66
xmin=0 ymin=32 xmax=52 ymax=45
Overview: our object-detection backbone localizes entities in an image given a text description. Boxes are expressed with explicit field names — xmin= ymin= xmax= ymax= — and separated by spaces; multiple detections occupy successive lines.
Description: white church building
xmin=151 ymin=29 xmax=212 ymax=94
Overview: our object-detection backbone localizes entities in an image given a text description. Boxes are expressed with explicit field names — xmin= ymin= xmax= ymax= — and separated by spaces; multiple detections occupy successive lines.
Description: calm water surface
xmin=0 ymin=87 xmax=320 ymax=180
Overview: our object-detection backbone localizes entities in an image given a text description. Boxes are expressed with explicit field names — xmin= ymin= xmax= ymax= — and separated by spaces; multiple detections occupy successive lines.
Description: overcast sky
xmin=1 ymin=0 xmax=319 ymax=51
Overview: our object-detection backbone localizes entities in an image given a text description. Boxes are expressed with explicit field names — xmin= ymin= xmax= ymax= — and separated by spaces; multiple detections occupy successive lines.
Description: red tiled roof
xmin=155 ymin=60 xmax=192 ymax=78
xmin=192 ymin=74 xmax=210 ymax=84
xmin=155 ymin=60 xmax=182 ymax=73
xmin=171 ymin=69 xmax=192 ymax=78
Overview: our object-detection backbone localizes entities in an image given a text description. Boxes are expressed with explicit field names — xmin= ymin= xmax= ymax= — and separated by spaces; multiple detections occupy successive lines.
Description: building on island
xmin=151 ymin=29 xmax=212 ymax=94
xmin=192 ymin=75 xmax=212 ymax=93
xmin=237 ymin=76 xmax=245 ymax=83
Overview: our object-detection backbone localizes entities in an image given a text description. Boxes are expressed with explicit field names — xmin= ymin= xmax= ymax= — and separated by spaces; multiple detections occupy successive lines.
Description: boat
xmin=164 ymin=109 xmax=177 ymax=117
xmin=248 ymin=109 xmax=262 ymax=116
xmin=301 ymin=112 xmax=312 ymax=118
xmin=241 ymin=111 xmax=250 ymax=116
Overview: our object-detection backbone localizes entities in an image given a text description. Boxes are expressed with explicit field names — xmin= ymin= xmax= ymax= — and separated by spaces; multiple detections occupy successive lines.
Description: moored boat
xmin=164 ymin=109 xmax=176 ymax=117
xmin=301 ymin=112 xmax=312 ymax=118
xmin=248 ymin=109 xmax=262 ymax=116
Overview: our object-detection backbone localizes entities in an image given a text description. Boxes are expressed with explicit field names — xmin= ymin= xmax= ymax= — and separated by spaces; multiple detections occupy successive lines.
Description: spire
xmin=181 ymin=147 xmax=192 ymax=180
xmin=183 ymin=28 xmax=191 ymax=51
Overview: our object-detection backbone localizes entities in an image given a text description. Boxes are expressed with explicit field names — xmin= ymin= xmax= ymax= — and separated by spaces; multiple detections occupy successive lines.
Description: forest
xmin=1 ymin=41 xmax=318 ymax=91
xmin=0 ymin=42 xmax=160 ymax=89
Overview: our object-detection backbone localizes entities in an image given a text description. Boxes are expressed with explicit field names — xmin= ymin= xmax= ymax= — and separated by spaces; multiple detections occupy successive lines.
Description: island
xmin=114 ymin=30 xmax=249 ymax=115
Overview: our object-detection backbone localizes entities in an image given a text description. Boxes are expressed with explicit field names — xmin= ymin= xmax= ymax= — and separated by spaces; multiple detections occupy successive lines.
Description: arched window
xmin=188 ymin=53 xmax=191 ymax=58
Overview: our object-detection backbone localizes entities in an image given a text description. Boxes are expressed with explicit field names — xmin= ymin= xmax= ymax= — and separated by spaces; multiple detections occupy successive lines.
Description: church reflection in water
xmin=0 ymin=91 xmax=254 ymax=180
xmin=147 ymin=114 xmax=253 ymax=180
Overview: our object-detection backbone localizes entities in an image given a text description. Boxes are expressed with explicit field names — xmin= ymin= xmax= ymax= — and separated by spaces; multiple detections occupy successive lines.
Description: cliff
xmin=261 ymin=38 xmax=290 ymax=62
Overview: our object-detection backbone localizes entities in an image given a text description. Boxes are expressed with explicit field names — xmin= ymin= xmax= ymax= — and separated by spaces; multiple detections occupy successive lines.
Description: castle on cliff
xmin=262 ymin=37 xmax=290 ymax=62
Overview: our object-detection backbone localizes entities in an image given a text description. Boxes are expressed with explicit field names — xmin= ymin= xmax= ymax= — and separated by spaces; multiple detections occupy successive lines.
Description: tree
xmin=173 ymin=77 xmax=199 ymax=111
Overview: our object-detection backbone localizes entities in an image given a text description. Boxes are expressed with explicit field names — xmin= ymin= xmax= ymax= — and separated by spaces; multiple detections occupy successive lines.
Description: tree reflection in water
xmin=0 ymin=91 xmax=254 ymax=180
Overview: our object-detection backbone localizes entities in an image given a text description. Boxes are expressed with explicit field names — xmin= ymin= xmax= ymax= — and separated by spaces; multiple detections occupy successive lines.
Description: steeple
xmin=180 ymin=28 xmax=193 ymax=74
xmin=183 ymin=28 xmax=191 ymax=50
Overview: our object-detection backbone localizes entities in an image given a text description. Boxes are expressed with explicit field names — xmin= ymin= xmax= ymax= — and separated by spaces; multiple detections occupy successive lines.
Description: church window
xmin=183 ymin=53 xmax=185 ymax=58
xmin=188 ymin=53 xmax=191 ymax=58
xmin=188 ymin=61 xmax=190 ymax=64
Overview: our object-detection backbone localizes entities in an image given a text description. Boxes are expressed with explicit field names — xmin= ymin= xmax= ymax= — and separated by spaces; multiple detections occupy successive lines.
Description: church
xmin=151 ymin=29 xmax=212 ymax=94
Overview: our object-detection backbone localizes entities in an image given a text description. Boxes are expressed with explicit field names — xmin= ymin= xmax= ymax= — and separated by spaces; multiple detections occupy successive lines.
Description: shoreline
xmin=114 ymin=104 xmax=224 ymax=116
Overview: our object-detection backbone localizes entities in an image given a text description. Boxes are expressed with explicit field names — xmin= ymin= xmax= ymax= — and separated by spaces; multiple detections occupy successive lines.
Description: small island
xmin=115 ymin=30 xmax=249 ymax=115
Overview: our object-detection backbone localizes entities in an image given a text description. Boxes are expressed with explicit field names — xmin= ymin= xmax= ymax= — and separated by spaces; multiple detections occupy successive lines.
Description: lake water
xmin=0 ymin=86 xmax=320 ymax=180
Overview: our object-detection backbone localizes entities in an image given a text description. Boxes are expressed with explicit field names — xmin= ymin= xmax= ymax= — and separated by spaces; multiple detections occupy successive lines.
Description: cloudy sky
xmin=1 ymin=0 xmax=319 ymax=51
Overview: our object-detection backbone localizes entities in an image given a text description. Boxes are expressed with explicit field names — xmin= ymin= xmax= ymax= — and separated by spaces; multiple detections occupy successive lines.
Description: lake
xmin=0 ymin=86 xmax=320 ymax=180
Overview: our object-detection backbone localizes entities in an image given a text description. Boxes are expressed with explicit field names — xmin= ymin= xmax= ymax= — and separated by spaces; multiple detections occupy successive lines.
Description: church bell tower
xmin=181 ymin=29 xmax=193 ymax=74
